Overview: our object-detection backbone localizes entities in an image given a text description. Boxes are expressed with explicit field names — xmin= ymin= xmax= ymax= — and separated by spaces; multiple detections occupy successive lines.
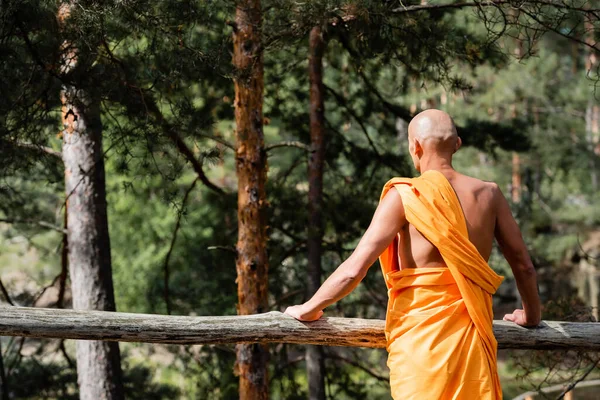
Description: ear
xmin=454 ymin=136 xmax=462 ymax=153
xmin=414 ymin=139 xmax=423 ymax=157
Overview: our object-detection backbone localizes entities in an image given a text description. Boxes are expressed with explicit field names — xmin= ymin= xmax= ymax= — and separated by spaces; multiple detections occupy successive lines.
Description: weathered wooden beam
xmin=0 ymin=306 xmax=599 ymax=350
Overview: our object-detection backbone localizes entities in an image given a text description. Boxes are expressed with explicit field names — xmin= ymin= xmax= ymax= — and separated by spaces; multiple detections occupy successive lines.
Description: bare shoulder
xmin=482 ymin=179 xmax=501 ymax=197
xmin=481 ymin=179 xmax=504 ymax=202
xmin=374 ymin=184 xmax=407 ymax=227
xmin=456 ymin=173 xmax=500 ymax=197
xmin=382 ymin=184 xmax=405 ymax=208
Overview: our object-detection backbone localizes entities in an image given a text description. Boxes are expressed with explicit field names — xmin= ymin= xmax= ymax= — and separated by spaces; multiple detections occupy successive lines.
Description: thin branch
xmin=392 ymin=0 xmax=509 ymax=13
xmin=324 ymin=85 xmax=381 ymax=155
xmin=326 ymin=352 xmax=389 ymax=382
xmin=391 ymin=1 xmax=600 ymax=14
xmin=6 ymin=338 xmax=24 ymax=377
xmin=10 ymin=142 xmax=62 ymax=160
xmin=361 ymin=276 xmax=388 ymax=309
xmin=266 ymin=141 xmax=310 ymax=153
xmin=206 ymin=245 xmax=237 ymax=254
xmin=274 ymin=225 xmax=303 ymax=243
xmin=271 ymin=242 xmax=306 ymax=275
xmin=577 ymin=233 xmax=600 ymax=261
xmin=163 ymin=178 xmax=199 ymax=315
xmin=335 ymin=29 xmax=412 ymax=121
xmin=98 ymin=36 xmax=226 ymax=196
xmin=556 ymin=358 xmax=600 ymax=400
xmin=325 ymin=85 xmax=404 ymax=174
xmin=15 ymin=17 xmax=63 ymax=81
xmin=31 ymin=273 xmax=62 ymax=307
xmin=0 ymin=278 xmax=13 ymax=307
xmin=60 ymin=133 xmax=125 ymax=217
xmin=139 ymin=93 xmax=226 ymax=195
xmin=58 ymin=340 xmax=74 ymax=369
xmin=198 ymin=134 xmax=235 ymax=151
xmin=390 ymin=1 xmax=600 ymax=54
xmin=165 ymin=128 xmax=226 ymax=195
xmin=269 ymin=289 xmax=304 ymax=310
xmin=518 ymin=7 xmax=600 ymax=53
xmin=269 ymin=355 xmax=305 ymax=384
xmin=275 ymin=153 xmax=305 ymax=186
xmin=0 ymin=219 xmax=66 ymax=234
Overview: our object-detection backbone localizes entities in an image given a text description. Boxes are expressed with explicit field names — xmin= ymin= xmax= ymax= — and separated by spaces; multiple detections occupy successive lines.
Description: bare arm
xmin=284 ymin=189 xmax=406 ymax=321
xmin=493 ymin=185 xmax=541 ymax=327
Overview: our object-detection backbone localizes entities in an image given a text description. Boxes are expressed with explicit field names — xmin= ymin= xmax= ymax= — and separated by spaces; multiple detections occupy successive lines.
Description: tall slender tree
xmin=585 ymin=17 xmax=599 ymax=192
xmin=306 ymin=24 xmax=327 ymax=400
xmin=511 ymin=35 xmax=523 ymax=204
xmin=0 ymin=341 xmax=8 ymax=400
xmin=58 ymin=3 xmax=124 ymax=399
xmin=232 ymin=1 xmax=269 ymax=399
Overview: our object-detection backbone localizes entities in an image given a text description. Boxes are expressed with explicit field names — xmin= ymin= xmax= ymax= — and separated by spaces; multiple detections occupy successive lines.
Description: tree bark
xmin=306 ymin=25 xmax=327 ymax=400
xmin=0 ymin=340 xmax=8 ymax=400
xmin=59 ymin=4 xmax=124 ymax=400
xmin=58 ymin=207 xmax=68 ymax=308
xmin=510 ymin=36 xmax=523 ymax=204
xmin=232 ymin=1 xmax=269 ymax=399
xmin=585 ymin=19 xmax=599 ymax=192
xmin=511 ymin=152 xmax=522 ymax=203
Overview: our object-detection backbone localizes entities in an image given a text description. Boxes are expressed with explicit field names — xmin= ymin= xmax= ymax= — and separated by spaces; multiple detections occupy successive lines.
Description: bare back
xmin=397 ymin=171 xmax=499 ymax=269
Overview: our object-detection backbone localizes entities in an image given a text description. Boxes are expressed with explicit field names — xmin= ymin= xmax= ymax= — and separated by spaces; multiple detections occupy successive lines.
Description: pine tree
xmin=306 ymin=23 xmax=328 ymax=400
xmin=232 ymin=1 xmax=269 ymax=399
xmin=58 ymin=3 xmax=124 ymax=399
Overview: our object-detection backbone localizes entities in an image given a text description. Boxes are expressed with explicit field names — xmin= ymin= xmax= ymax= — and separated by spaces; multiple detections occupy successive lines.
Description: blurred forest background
xmin=1 ymin=0 xmax=600 ymax=399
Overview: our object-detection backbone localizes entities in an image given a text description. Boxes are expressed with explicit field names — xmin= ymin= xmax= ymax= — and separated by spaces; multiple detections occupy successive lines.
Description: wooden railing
xmin=1 ymin=306 xmax=599 ymax=350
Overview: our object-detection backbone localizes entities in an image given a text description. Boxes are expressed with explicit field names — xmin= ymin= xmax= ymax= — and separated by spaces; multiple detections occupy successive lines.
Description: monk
xmin=284 ymin=109 xmax=541 ymax=399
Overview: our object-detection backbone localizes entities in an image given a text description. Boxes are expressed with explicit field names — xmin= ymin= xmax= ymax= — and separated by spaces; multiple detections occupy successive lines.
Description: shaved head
xmin=408 ymin=109 xmax=458 ymax=147
xmin=406 ymin=109 xmax=461 ymax=171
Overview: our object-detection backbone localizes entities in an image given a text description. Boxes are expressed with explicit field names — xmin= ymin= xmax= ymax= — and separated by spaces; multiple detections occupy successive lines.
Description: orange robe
xmin=378 ymin=170 xmax=504 ymax=399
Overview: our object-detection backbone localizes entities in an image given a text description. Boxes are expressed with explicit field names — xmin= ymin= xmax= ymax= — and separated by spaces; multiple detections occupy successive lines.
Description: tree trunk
xmin=585 ymin=99 xmax=598 ymax=191
xmin=306 ymin=25 xmax=327 ymax=400
xmin=59 ymin=4 xmax=124 ymax=400
xmin=585 ymin=20 xmax=599 ymax=192
xmin=510 ymin=36 xmax=523 ymax=204
xmin=0 ymin=340 xmax=8 ymax=400
xmin=511 ymin=153 xmax=522 ymax=203
xmin=232 ymin=1 xmax=269 ymax=399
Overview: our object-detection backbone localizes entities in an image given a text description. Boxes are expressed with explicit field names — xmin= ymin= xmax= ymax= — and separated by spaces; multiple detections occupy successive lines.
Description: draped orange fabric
xmin=378 ymin=170 xmax=504 ymax=399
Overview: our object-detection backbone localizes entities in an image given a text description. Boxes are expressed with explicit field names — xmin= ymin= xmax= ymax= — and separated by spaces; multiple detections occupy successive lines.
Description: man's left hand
xmin=284 ymin=304 xmax=323 ymax=321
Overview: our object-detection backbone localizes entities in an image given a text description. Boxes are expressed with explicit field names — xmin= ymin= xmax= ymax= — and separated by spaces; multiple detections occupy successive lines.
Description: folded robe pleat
xmin=379 ymin=170 xmax=504 ymax=400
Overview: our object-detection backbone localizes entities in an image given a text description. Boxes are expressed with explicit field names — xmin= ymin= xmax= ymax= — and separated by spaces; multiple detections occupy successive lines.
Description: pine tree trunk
xmin=62 ymin=91 xmax=124 ymax=400
xmin=232 ymin=1 xmax=269 ymax=399
xmin=585 ymin=21 xmax=599 ymax=192
xmin=62 ymin=89 xmax=124 ymax=400
xmin=306 ymin=25 xmax=327 ymax=400
xmin=0 ymin=340 xmax=8 ymax=400
xmin=59 ymin=4 xmax=124 ymax=400
xmin=585 ymin=100 xmax=598 ymax=191
xmin=510 ymin=36 xmax=523 ymax=204
xmin=511 ymin=153 xmax=522 ymax=203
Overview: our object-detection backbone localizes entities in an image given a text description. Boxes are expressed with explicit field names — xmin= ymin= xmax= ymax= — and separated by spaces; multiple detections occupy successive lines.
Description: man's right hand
xmin=503 ymin=309 xmax=540 ymax=327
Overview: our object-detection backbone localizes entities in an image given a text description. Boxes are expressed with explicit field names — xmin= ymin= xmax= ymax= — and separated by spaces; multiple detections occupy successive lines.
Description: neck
xmin=419 ymin=154 xmax=454 ymax=174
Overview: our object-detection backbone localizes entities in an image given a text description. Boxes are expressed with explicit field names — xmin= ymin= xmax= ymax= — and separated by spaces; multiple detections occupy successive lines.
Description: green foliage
xmin=1 ymin=0 xmax=600 ymax=398
xmin=7 ymin=358 xmax=78 ymax=400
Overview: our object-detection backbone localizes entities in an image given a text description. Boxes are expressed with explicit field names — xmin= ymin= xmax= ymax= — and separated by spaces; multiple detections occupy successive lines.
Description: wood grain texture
xmin=0 ymin=307 xmax=599 ymax=350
